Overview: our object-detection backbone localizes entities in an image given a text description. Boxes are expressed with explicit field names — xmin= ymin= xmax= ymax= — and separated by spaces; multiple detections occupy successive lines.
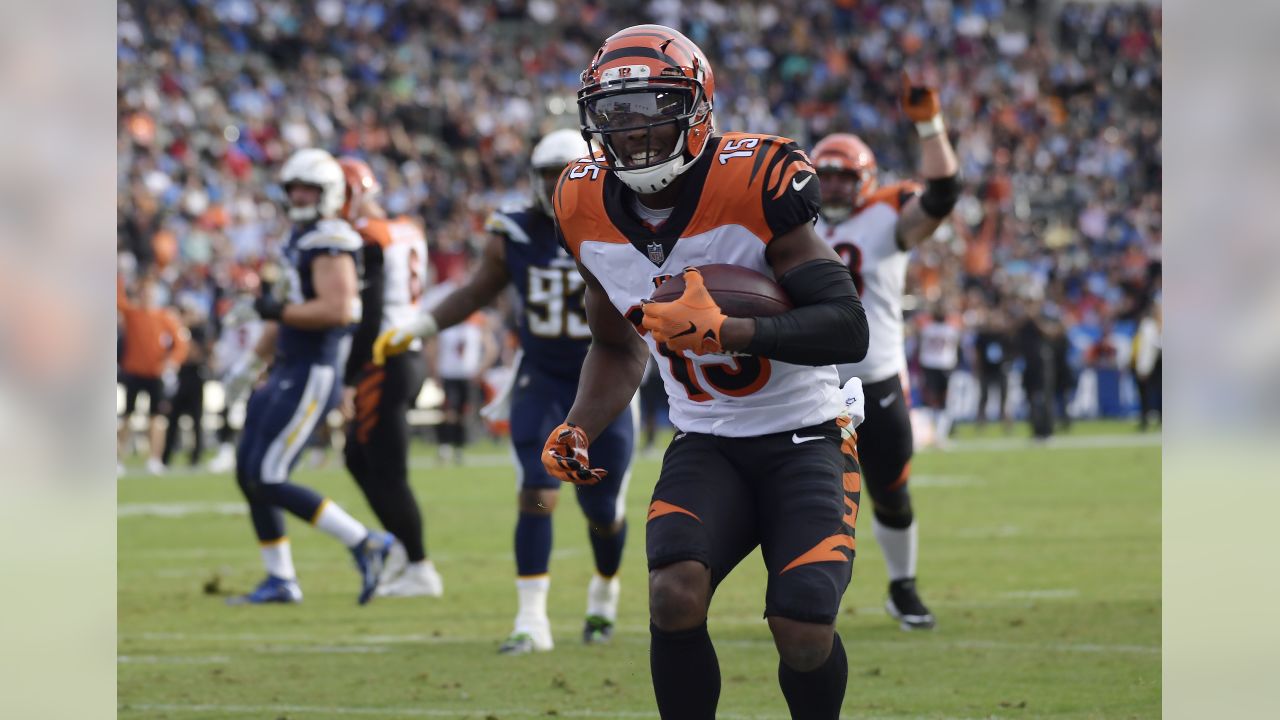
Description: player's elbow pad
xmin=920 ymin=174 xmax=961 ymax=219
xmin=744 ymin=259 xmax=868 ymax=366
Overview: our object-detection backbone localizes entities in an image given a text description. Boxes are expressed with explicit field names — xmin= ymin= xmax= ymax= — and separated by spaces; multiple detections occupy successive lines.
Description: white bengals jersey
xmin=918 ymin=319 xmax=960 ymax=371
xmin=352 ymin=216 xmax=429 ymax=332
xmin=815 ymin=182 xmax=921 ymax=384
xmin=436 ymin=313 xmax=488 ymax=381
xmin=213 ymin=313 xmax=263 ymax=378
xmin=555 ymin=132 xmax=843 ymax=438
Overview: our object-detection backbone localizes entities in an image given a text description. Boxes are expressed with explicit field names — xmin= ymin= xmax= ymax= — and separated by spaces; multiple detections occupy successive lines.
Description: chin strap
xmin=613 ymin=132 xmax=695 ymax=193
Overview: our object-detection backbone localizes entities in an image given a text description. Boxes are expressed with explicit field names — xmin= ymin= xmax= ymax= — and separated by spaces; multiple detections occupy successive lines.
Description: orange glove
xmin=900 ymin=71 xmax=941 ymax=122
xmin=641 ymin=268 xmax=727 ymax=355
xmin=542 ymin=423 xmax=607 ymax=486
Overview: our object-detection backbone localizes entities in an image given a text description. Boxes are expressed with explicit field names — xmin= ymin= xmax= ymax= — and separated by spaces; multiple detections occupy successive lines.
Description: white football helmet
xmin=530 ymin=129 xmax=590 ymax=216
xmin=279 ymin=148 xmax=346 ymax=222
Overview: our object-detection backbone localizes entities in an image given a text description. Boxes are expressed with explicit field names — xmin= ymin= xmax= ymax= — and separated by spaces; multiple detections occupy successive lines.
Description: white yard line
xmin=118 ymin=431 xmax=1161 ymax=479
xmin=117 ymin=655 xmax=230 ymax=665
xmin=999 ymin=588 xmax=1081 ymax=599
xmin=128 ymin=621 xmax=1157 ymax=657
xmin=253 ymin=644 xmax=390 ymax=654
xmin=118 ymin=502 xmax=246 ymax=518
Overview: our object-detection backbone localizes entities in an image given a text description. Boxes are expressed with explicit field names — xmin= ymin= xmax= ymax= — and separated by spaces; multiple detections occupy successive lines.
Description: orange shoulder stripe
xmin=864 ymin=181 xmax=923 ymax=213
xmin=354 ymin=217 xmax=393 ymax=248
xmin=685 ymin=133 xmax=812 ymax=243
xmin=553 ymin=161 xmax=628 ymax=259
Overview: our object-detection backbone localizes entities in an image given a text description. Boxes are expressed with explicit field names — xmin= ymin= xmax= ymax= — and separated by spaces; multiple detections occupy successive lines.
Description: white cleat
xmin=146 ymin=458 xmax=168 ymax=476
xmin=498 ymin=623 xmax=554 ymax=655
xmin=206 ymin=445 xmax=236 ymax=473
xmin=375 ymin=560 xmax=444 ymax=598
xmin=378 ymin=540 xmax=409 ymax=585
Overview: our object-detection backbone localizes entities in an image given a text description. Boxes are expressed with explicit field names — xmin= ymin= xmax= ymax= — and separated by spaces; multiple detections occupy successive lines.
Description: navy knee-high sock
xmin=587 ymin=519 xmax=626 ymax=578
xmin=514 ymin=511 xmax=553 ymax=576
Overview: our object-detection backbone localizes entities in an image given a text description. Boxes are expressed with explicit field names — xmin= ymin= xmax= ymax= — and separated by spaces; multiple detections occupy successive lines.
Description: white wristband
xmin=915 ymin=115 xmax=945 ymax=139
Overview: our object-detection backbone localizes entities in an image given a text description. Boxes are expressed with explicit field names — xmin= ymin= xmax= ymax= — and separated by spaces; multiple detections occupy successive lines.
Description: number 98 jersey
xmin=554 ymin=133 xmax=844 ymax=437
xmin=814 ymin=182 xmax=921 ymax=385
xmin=352 ymin=216 xmax=429 ymax=333
xmin=486 ymin=207 xmax=591 ymax=381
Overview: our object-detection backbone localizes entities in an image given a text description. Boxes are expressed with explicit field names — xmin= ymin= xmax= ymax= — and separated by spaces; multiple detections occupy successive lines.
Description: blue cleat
xmin=226 ymin=575 xmax=303 ymax=606
xmin=352 ymin=532 xmax=395 ymax=605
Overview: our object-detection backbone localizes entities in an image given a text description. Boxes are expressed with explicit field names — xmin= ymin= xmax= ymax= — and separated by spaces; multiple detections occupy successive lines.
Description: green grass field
xmin=118 ymin=421 xmax=1160 ymax=719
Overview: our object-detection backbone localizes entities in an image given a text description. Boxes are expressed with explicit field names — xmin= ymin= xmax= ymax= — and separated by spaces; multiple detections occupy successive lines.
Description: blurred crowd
xmin=117 ymin=0 xmax=1162 ymax=456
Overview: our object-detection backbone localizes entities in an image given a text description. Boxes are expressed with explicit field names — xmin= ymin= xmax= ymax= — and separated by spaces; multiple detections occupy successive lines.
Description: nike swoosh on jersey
xmin=792 ymin=433 xmax=824 ymax=444
xmin=878 ymin=394 xmax=896 ymax=408
xmin=791 ymin=175 xmax=813 ymax=191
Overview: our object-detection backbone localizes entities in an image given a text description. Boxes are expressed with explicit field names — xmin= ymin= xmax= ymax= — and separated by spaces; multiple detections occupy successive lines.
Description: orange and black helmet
xmin=337 ymin=156 xmax=381 ymax=221
xmin=812 ymin=133 xmax=879 ymax=218
xmin=577 ymin=25 xmax=715 ymax=193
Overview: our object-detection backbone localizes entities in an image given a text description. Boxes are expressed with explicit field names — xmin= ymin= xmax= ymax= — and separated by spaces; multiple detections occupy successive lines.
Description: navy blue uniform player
xmin=230 ymin=148 xmax=393 ymax=606
xmin=375 ymin=130 xmax=635 ymax=653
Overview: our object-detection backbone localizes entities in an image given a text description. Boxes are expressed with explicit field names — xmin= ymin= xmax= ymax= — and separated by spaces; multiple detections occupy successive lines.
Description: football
xmin=650 ymin=264 xmax=792 ymax=317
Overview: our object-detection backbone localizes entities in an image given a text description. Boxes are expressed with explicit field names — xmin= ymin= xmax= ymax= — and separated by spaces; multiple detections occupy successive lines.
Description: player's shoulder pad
xmin=552 ymin=154 xmax=612 ymax=259
xmin=484 ymin=210 xmax=532 ymax=244
xmin=552 ymin=154 xmax=602 ymax=215
xmin=497 ymin=198 xmax=528 ymax=215
xmin=353 ymin=217 xmax=392 ymax=248
xmin=701 ymin=132 xmax=819 ymax=240
xmin=298 ymin=219 xmax=364 ymax=252
xmin=865 ymin=181 xmax=924 ymax=213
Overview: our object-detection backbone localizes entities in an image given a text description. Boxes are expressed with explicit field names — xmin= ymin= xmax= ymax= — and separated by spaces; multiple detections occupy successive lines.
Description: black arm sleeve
xmin=920 ymin=174 xmax=962 ymax=219
xmin=343 ymin=244 xmax=385 ymax=386
xmin=742 ymin=259 xmax=868 ymax=366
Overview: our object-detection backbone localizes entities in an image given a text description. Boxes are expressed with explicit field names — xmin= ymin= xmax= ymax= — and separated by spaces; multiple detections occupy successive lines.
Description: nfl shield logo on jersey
xmin=647 ymin=241 xmax=665 ymax=265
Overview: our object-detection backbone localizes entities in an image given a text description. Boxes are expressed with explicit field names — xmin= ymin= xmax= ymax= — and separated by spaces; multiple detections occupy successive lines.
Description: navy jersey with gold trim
xmin=487 ymin=207 xmax=591 ymax=380
xmin=276 ymin=218 xmax=363 ymax=366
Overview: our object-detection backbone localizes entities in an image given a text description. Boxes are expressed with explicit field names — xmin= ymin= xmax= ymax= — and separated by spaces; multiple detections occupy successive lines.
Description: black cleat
xmin=886 ymin=578 xmax=936 ymax=630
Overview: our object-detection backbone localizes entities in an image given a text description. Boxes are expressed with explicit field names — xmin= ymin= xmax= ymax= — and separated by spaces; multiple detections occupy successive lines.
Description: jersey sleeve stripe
xmin=485 ymin=212 xmax=532 ymax=244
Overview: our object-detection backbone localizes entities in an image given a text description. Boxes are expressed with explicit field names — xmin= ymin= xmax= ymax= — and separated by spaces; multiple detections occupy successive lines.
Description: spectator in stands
xmin=116 ymin=0 xmax=1160 ymax=430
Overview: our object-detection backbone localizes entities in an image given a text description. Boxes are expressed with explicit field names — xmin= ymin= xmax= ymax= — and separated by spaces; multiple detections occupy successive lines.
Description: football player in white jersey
xmin=207 ymin=291 xmax=265 ymax=473
xmin=543 ymin=25 xmax=869 ymax=719
xmin=335 ymin=157 xmax=444 ymax=599
xmin=918 ymin=305 xmax=962 ymax=445
xmin=811 ymin=74 xmax=961 ymax=631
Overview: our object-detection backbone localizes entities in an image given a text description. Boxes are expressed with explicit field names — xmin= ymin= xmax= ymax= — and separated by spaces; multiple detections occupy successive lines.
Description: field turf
xmin=118 ymin=420 xmax=1160 ymax=719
